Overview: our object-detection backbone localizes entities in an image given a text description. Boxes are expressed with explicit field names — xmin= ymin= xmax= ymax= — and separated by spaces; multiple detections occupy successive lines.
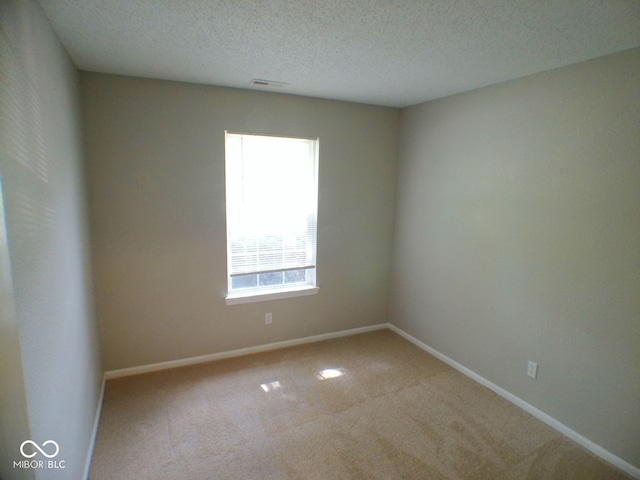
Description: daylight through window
xmin=225 ymin=132 xmax=319 ymax=302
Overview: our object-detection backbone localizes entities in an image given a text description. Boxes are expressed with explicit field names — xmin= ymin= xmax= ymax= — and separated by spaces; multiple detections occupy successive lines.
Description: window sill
xmin=225 ymin=285 xmax=319 ymax=305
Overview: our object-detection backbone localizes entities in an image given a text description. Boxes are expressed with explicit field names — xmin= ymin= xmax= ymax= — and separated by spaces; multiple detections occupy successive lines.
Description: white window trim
xmin=224 ymin=131 xmax=319 ymax=303
xmin=225 ymin=285 xmax=319 ymax=305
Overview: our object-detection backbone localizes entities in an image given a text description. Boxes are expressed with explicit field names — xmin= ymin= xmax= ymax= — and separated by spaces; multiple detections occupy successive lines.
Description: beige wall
xmin=0 ymin=1 xmax=103 ymax=479
xmin=391 ymin=47 xmax=640 ymax=468
xmin=81 ymin=73 xmax=399 ymax=371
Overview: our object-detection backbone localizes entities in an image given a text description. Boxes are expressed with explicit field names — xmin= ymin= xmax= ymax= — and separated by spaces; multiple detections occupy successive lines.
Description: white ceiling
xmin=38 ymin=0 xmax=640 ymax=108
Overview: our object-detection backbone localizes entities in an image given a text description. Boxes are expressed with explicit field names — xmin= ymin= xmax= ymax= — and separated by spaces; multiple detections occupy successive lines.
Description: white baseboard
xmin=387 ymin=324 xmax=640 ymax=479
xmin=83 ymin=374 xmax=106 ymax=480
xmin=105 ymin=323 xmax=390 ymax=380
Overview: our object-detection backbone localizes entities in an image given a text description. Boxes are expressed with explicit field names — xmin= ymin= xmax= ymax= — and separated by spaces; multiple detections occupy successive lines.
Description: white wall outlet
xmin=527 ymin=361 xmax=538 ymax=379
xmin=265 ymin=312 xmax=272 ymax=325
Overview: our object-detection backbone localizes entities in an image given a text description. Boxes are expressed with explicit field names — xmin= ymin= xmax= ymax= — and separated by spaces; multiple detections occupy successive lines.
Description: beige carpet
xmin=90 ymin=330 xmax=631 ymax=479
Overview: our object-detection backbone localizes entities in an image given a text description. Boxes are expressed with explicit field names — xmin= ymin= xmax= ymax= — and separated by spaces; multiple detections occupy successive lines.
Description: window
xmin=224 ymin=132 xmax=319 ymax=305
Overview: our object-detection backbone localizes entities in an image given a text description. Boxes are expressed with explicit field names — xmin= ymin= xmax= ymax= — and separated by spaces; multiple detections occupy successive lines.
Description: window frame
xmin=224 ymin=131 xmax=320 ymax=305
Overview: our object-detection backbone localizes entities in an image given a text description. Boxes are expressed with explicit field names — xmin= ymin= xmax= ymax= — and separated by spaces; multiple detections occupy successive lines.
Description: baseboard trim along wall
xmin=104 ymin=323 xmax=389 ymax=380
xmin=387 ymin=324 xmax=640 ymax=480
xmin=84 ymin=375 xmax=106 ymax=480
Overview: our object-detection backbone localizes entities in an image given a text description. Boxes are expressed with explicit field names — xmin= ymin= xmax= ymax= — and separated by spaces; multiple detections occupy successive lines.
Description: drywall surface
xmin=80 ymin=73 xmax=399 ymax=371
xmin=0 ymin=5 xmax=33 ymax=477
xmin=391 ymin=47 xmax=640 ymax=468
xmin=0 ymin=25 xmax=33 ymax=476
xmin=0 ymin=1 xmax=103 ymax=478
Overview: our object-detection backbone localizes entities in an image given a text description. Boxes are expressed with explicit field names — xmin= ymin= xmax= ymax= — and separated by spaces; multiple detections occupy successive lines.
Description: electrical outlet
xmin=265 ymin=313 xmax=272 ymax=325
xmin=527 ymin=361 xmax=538 ymax=379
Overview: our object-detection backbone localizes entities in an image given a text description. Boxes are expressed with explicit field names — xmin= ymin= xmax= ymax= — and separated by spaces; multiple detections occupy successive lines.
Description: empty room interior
xmin=1 ymin=1 xmax=639 ymax=479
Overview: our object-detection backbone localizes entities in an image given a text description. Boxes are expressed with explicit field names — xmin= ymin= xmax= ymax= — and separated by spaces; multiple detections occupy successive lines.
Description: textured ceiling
xmin=38 ymin=0 xmax=640 ymax=107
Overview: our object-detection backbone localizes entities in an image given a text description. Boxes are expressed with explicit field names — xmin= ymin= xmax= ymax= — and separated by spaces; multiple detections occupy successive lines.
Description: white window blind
xmin=225 ymin=132 xmax=319 ymax=295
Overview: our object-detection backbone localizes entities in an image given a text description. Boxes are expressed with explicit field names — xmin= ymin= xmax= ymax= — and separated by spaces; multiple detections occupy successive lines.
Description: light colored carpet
xmin=90 ymin=330 xmax=631 ymax=479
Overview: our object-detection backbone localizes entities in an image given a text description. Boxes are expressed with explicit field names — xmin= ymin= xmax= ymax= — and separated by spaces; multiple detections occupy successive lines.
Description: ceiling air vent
xmin=250 ymin=79 xmax=289 ymax=88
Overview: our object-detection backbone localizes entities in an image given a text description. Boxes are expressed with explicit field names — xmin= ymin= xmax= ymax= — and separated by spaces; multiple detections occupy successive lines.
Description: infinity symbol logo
xmin=20 ymin=440 xmax=59 ymax=459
